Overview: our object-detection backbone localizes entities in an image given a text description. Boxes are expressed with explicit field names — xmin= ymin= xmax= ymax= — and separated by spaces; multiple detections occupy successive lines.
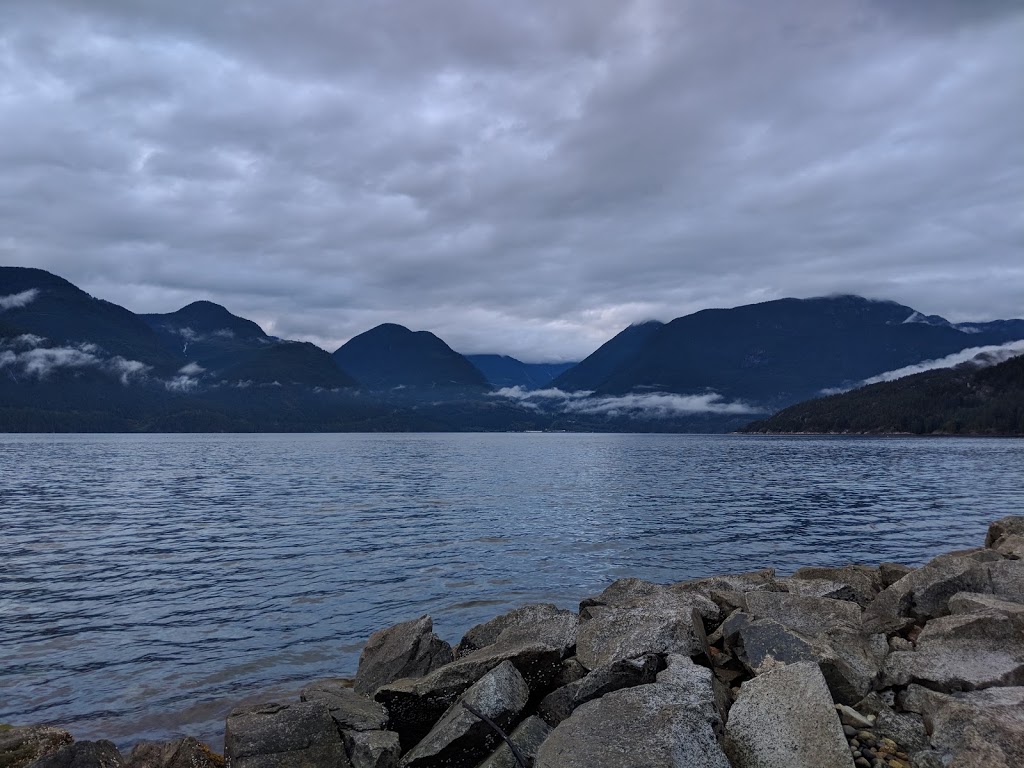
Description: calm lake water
xmin=1 ymin=433 xmax=1021 ymax=749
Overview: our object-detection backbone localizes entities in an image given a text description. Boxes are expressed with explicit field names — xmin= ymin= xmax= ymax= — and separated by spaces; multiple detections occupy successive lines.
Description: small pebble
xmin=851 ymin=739 xmax=860 ymax=748
xmin=855 ymin=759 xmax=871 ymax=768
xmin=857 ymin=730 xmax=873 ymax=742
xmin=843 ymin=725 xmax=857 ymax=737
xmin=861 ymin=747 xmax=877 ymax=760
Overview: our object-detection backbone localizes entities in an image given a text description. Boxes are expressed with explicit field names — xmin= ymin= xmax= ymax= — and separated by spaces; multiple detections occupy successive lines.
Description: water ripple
xmin=1 ymin=433 xmax=1021 ymax=749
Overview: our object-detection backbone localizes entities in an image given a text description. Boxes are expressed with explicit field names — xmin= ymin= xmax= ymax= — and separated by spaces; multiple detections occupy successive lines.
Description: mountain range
xmin=2 ymin=265 xmax=1022 ymax=432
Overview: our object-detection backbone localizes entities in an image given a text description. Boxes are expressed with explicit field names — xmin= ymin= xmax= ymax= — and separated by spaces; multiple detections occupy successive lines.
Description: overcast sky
xmin=1 ymin=1 xmax=1022 ymax=361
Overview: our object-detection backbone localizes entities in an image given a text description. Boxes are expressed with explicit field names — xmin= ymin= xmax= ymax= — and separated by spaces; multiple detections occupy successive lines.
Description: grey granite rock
xmin=791 ymin=565 xmax=883 ymax=606
xmin=777 ymin=577 xmax=859 ymax=603
xmin=476 ymin=716 xmax=550 ymax=768
xmin=301 ymin=680 xmax=388 ymax=732
xmin=26 ymin=741 xmax=124 ymax=768
xmin=874 ymin=708 xmax=929 ymax=754
xmin=224 ymin=701 xmax=349 ymax=768
xmin=724 ymin=661 xmax=853 ymax=768
xmin=342 ymin=731 xmax=400 ymax=768
xmin=534 ymin=680 xmax=730 ymax=768
xmin=538 ymin=654 xmax=658 ymax=725
xmin=948 ymin=591 xmax=1024 ymax=620
xmin=986 ymin=516 xmax=1024 ymax=548
xmin=744 ymin=592 xmax=862 ymax=636
xmin=989 ymin=559 xmax=1024 ymax=600
xmin=900 ymin=685 xmax=1024 ymax=767
xmin=0 ymin=724 xmax=73 ymax=768
xmin=398 ymin=661 xmax=529 ymax=768
xmin=376 ymin=608 xmax=575 ymax=750
xmin=878 ymin=562 xmax=914 ymax=588
xmin=125 ymin=738 xmax=222 ymax=768
xmin=455 ymin=604 xmax=566 ymax=658
xmin=355 ymin=616 xmax=454 ymax=696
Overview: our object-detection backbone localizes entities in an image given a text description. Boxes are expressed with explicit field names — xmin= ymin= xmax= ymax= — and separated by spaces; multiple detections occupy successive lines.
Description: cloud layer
xmin=494 ymin=386 xmax=762 ymax=418
xmin=1 ymin=1 xmax=1022 ymax=360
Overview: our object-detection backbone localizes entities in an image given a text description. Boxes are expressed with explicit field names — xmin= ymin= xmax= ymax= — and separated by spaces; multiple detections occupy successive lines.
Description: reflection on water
xmin=1 ymin=432 xmax=1021 ymax=749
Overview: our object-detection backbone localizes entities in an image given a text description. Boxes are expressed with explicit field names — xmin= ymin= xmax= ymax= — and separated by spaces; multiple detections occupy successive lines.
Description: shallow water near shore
xmin=1 ymin=432 xmax=1022 ymax=750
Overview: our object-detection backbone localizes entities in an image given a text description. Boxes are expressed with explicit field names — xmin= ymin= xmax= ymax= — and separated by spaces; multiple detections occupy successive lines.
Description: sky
xmin=1 ymin=1 xmax=1022 ymax=362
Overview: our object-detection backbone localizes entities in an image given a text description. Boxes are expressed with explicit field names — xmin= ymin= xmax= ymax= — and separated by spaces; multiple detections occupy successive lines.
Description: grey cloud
xmin=493 ymin=386 xmax=762 ymax=417
xmin=1 ymin=1 xmax=1022 ymax=361
xmin=0 ymin=289 xmax=39 ymax=310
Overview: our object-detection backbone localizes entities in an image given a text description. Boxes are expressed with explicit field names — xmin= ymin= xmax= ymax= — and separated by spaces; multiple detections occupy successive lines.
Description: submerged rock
xmin=355 ymin=616 xmax=454 ymax=696
xmin=724 ymin=661 xmax=853 ymax=768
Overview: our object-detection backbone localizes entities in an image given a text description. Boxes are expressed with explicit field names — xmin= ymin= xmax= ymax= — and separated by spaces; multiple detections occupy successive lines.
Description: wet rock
xmin=883 ymin=612 xmax=1024 ymax=692
xmin=125 ymin=738 xmax=223 ymax=768
xmin=745 ymin=592 xmax=862 ymax=636
xmin=376 ymin=608 xmax=575 ymax=750
xmin=476 ymin=716 xmax=550 ymax=768
xmin=398 ymin=661 xmax=529 ymax=768
xmin=0 ymin=724 xmax=73 ymax=768
xmin=900 ymin=685 xmax=1024 ymax=767
xmin=985 ymin=516 xmax=1024 ymax=548
xmin=355 ymin=616 xmax=454 ymax=696
xmin=862 ymin=556 xmax=991 ymax=634
xmin=26 ymin=741 xmax=124 ymax=768
xmin=538 ymin=654 xmax=658 ymax=725
xmin=878 ymin=563 xmax=913 ymax=588
xmin=874 ymin=709 xmax=928 ymax=754
xmin=224 ymin=701 xmax=348 ymax=768
xmin=534 ymin=679 xmax=730 ymax=768
xmin=454 ymin=604 xmax=565 ymax=657
xmin=341 ymin=731 xmax=400 ymax=768
xmin=725 ymin=661 xmax=853 ymax=768
xmin=300 ymin=680 xmax=388 ymax=732
xmin=792 ymin=565 xmax=883 ymax=607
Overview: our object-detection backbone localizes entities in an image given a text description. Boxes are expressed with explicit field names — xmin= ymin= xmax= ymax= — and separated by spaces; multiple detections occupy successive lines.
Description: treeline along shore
xmin=4 ymin=517 xmax=1024 ymax=768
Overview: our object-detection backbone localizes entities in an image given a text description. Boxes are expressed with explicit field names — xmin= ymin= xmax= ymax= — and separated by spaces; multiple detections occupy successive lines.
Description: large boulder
xmin=948 ymin=592 xmax=1024 ymax=621
xmin=355 ymin=616 xmax=454 ymax=696
xmin=300 ymin=680 xmax=389 ymax=732
xmin=537 ymin=654 xmax=658 ymax=725
xmin=223 ymin=701 xmax=349 ymax=768
xmin=724 ymin=661 xmax=853 ymax=768
xmin=883 ymin=611 xmax=1024 ymax=692
xmin=476 ymin=716 xmax=550 ymax=768
xmin=376 ymin=609 xmax=575 ymax=750
xmin=861 ymin=556 xmax=992 ymax=633
xmin=398 ymin=661 xmax=529 ymax=768
xmin=900 ymin=684 xmax=1024 ymax=767
xmin=574 ymin=584 xmax=717 ymax=670
xmin=744 ymin=593 xmax=861 ymax=636
xmin=0 ymin=724 xmax=73 ymax=768
xmin=454 ymin=604 xmax=565 ymax=657
xmin=878 ymin=562 xmax=913 ymax=587
xmin=989 ymin=560 xmax=1024 ymax=600
xmin=791 ymin=565 xmax=883 ymax=607
xmin=985 ymin=516 xmax=1024 ymax=548
xmin=340 ymin=731 xmax=399 ymax=768
xmin=125 ymin=738 xmax=223 ymax=768
xmin=777 ymin=578 xmax=858 ymax=603
xmin=534 ymin=666 xmax=730 ymax=768
xmin=25 ymin=741 xmax=124 ymax=768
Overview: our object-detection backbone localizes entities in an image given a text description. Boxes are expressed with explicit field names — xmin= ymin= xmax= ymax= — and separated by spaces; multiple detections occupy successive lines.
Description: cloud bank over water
xmin=494 ymin=386 xmax=763 ymax=417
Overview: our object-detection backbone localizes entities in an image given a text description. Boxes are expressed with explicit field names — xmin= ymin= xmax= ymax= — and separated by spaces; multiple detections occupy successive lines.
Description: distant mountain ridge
xmin=3 ymin=265 xmax=1024 ymax=431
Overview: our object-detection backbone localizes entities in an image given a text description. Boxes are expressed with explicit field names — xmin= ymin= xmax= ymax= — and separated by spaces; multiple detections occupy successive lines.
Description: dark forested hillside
xmin=742 ymin=354 xmax=1024 ymax=435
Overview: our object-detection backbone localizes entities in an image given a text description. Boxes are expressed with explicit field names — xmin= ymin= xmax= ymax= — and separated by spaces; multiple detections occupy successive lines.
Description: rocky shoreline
xmin=4 ymin=516 xmax=1024 ymax=768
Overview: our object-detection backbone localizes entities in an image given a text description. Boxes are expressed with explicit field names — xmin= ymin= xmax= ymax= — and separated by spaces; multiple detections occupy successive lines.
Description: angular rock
xmin=454 ymin=604 xmax=565 ymax=657
xmin=879 ymin=562 xmax=913 ymax=588
xmin=862 ymin=556 xmax=992 ymax=633
xmin=534 ymin=680 xmax=730 ymax=768
xmin=398 ymin=661 xmax=529 ymax=768
xmin=989 ymin=559 xmax=1024 ymax=600
xmin=476 ymin=716 xmax=550 ymax=768
xmin=985 ymin=516 xmax=1024 ymax=548
xmin=375 ymin=608 xmax=575 ymax=750
xmin=355 ymin=616 xmax=453 ymax=696
xmin=744 ymin=592 xmax=862 ymax=636
xmin=900 ymin=685 xmax=1024 ymax=767
xmin=993 ymin=534 xmax=1024 ymax=559
xmin=538 ymin=654 xmax=658 ymax=725
xmin=223 ymin=701 xmax=349 ymax=768
xmin=0 ymin=724 xmax=73 ymax=768
xmin=792 ymin=565 xmax=883 ymax=607
xmin=657 ymin=654 xmax=731 ymax=738
xmin=300 ymin=680 xmax=388 ymax=731
xmin=26 ymin=741 xmax=124 ymax=768
xmin=948 ymin=591 xmax=1024 ymax=621
xmin=708 ymin=588 xmax=748 ymax=613
xmin=551 ymin=657 xmax=588 ymax=688
xmin=778 ymin=577 xmax=858 ymax=603
xmin=670 ymin=568 xmax=780 ymax=599
xmin=341 ymin=730 xmax=400 ymax=768
xmin=882 ymin=612 xmax=1024 ymax=692
xmin=874 ymin=708 xmax=929 ymax=754
xmin=125 ymin=738 xmax=223 ymax=768
xmin=835 ymin=703 xmax=873 ymax=729
xmin=724 ymin=661 xmax=853 ymax=768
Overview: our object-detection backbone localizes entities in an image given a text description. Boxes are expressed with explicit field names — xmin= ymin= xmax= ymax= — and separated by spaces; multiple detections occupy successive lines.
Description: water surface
xmin=1 ymin=433 xmax=1021 ymax=748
